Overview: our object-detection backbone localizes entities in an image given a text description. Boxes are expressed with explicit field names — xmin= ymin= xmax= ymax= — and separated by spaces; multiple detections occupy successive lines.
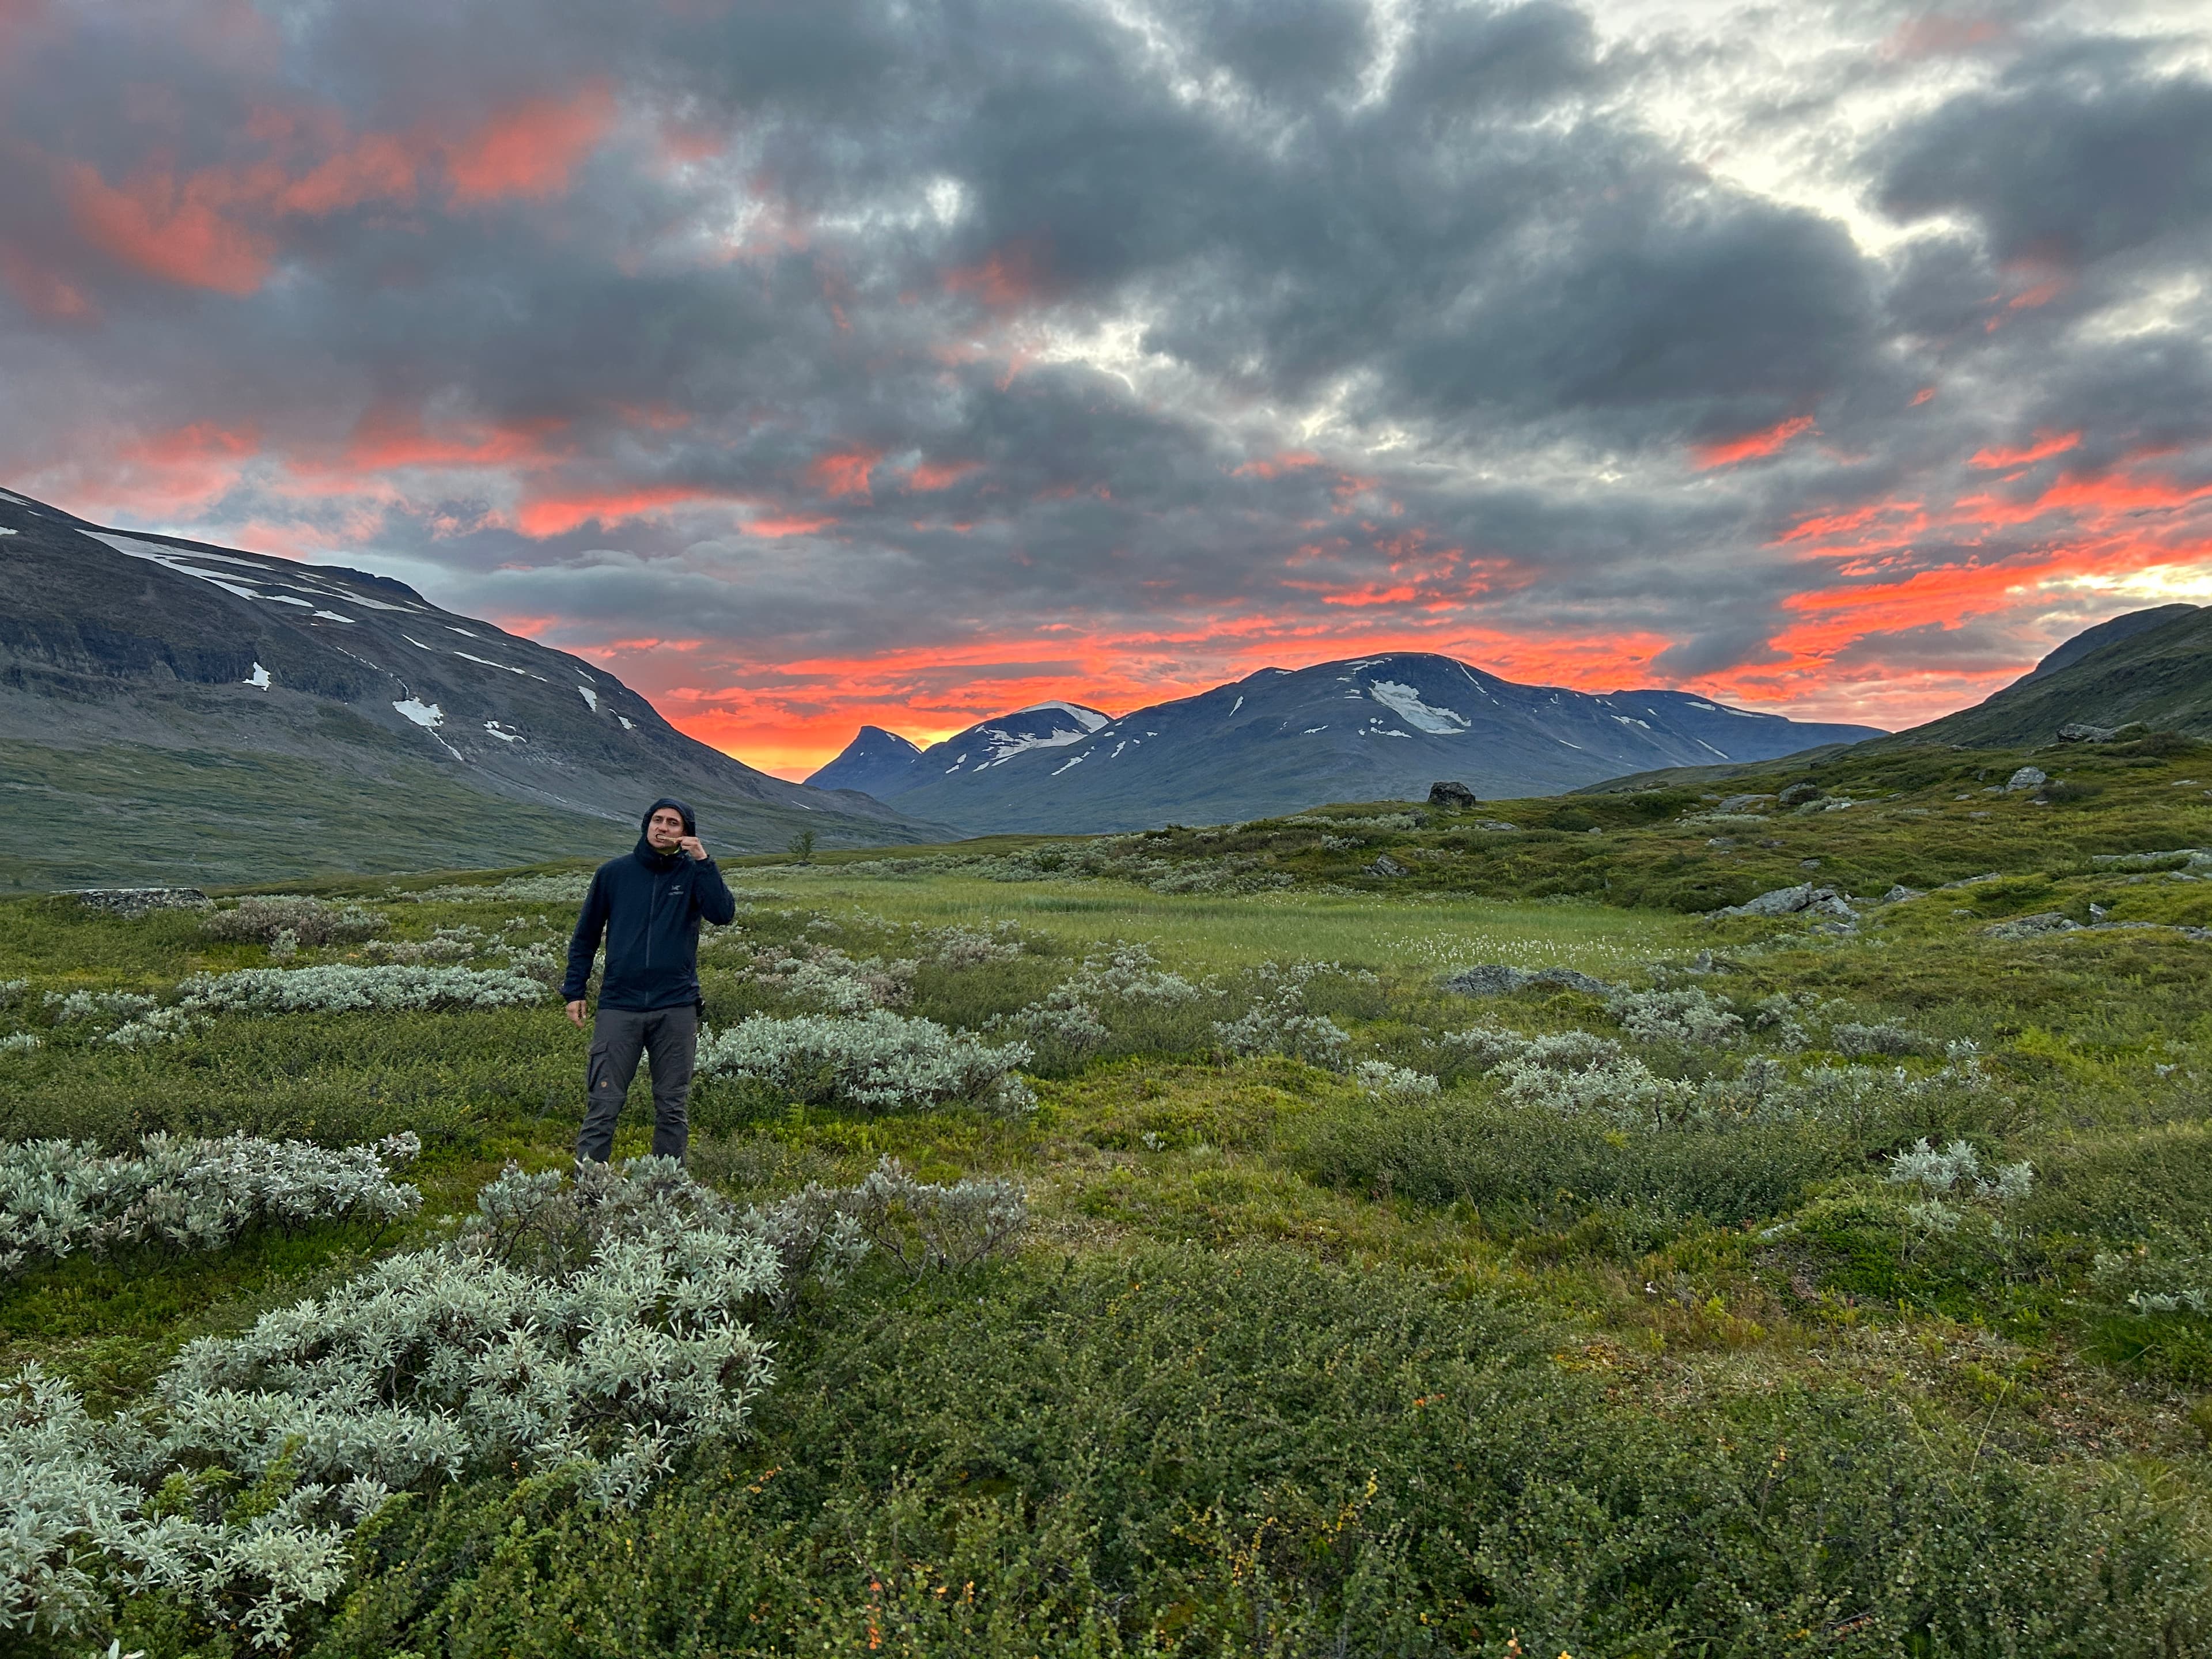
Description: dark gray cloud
xmin=0 ymin=0 xmax=2208 ymax=764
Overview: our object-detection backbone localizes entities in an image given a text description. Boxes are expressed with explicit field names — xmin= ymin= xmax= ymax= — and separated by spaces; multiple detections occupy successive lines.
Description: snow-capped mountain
xmin=812 ymin=702 xmax=1111 ymax=796
xmin=806 ymin=725 xmax=925 ymax=798
xmin=809 ymin=653 xmax=1885 ymax=834
xmin=0 ymin=487 xmax=953 ymax=887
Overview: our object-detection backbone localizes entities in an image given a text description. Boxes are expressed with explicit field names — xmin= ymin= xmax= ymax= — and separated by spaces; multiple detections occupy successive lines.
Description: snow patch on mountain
xmin=1017 ymin=700 xmax=1109 ymax=731
xmin=393 ymin=699 xmax=444 ymax=729
xmin=1367 ymin=680 xmax=1470 ymax=734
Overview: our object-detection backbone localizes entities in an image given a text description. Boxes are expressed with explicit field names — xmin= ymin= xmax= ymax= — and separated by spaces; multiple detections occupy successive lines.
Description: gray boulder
xmin=1880 ymin=885 xmax=1926 ymax=904
xmin=1445 ymin=964 xmax=1613 ymax=998
xmin=1427 ymin=781 xmax=1479 ymax=810
xmin=1369 ymin=853 xmax=1411 ymax=877
xmin=1716 ymin=793 xmax=1773 ymax=812
xmin=1983 ymin=912 xmax=2080 ymax=940
xmin=2006 ymin=767 xmax=2048 ymax=792
xmin=69 ymin=887 xmax=213 ymax=916
xmin=1778 ymin=782 xmax=1824 ymax=807
xmin=2058 ymin=723 xmax=2120 ymax=743
xmin=1714 ymin=882 xmax=1853 ymax=919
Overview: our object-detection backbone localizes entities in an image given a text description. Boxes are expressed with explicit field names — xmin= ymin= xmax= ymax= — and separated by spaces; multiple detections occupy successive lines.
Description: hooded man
xmin=561 ymin=797 xmax=737 ymax=1164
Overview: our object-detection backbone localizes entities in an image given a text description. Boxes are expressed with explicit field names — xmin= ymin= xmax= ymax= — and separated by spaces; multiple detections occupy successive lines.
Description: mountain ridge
xmin=1887 ymin=603 xmax=2212 ymax=750
xmin=0 ymin=487 xmax=955 ymax=888
xmin=808 ymin=653 xmax=1886 ymax=833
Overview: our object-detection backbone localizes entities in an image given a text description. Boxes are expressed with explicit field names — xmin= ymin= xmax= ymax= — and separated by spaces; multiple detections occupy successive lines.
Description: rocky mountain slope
xmin=0 ymin=488 xmax=952 ymax=889
xmin=1889 ymin=604 xmax=2212 ymax=749
xmin=808 ymin=653 xmax=1884 ymax=834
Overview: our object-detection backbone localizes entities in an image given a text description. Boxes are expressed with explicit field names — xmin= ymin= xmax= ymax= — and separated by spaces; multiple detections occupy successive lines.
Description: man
xmin=562 ymin=797 xmax=737 ymax=1164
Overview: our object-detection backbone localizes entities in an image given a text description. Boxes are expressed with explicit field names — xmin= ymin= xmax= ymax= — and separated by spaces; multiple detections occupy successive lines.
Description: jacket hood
xmin=641 ymin=796 xmax=697 ymax=837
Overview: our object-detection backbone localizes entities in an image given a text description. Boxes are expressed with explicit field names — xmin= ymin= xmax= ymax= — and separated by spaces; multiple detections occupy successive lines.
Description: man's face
xmin=647 ymin=808 xmax=687 ymax=849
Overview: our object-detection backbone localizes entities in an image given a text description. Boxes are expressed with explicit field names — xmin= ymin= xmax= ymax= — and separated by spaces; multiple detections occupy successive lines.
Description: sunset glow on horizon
xmin=5 ymin=0 xmax=2209 ymax=784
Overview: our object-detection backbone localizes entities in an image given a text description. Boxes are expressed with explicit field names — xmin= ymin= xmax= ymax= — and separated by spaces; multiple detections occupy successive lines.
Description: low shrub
xmin=0 ymin=1131 xmax=421 ymax=1276
xmin=2 ymin=1154 xmax=1026 ymax=1649
xmin=1290 ymin=1092 xmax=1862 ymax=1222
xmin=696 ymin=1010 xmax=1036 ymax=1116
xmin=309 ymin=1248 xmax=2211 ymax=1659
xmin=202 ymin=897 xmax=387 ymax=950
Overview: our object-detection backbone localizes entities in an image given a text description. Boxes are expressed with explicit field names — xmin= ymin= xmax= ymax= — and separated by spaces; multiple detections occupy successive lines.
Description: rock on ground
xmin=1427 ymin=781 xmax=1479 ymax=810
xmin=1984 ymin=912 xmax=2079 ymax=940
xmin=70 ymin=888 xmax=213 ymax=916
xmin=1445 ymin=964 xmax=1613 ymax=997
xmin=1714 ymin=883 xmax=1854 ymax=919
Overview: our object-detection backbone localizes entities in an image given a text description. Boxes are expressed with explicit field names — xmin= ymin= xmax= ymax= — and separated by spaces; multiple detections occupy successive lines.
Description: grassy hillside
xmin=0 ymin=736 xmax=937 ymax=892
xmin=1884 ymin=605 xmax=2212 ymax=747
xmin=5 ymin=740 xmax=2212 ymax=1654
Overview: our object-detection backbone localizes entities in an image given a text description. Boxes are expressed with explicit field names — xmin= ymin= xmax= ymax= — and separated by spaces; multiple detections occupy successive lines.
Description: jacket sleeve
xmin=692 ymin=857 xmax=738 ymax=927
xmin=560 ymin=871 xmax=610 ymax=1001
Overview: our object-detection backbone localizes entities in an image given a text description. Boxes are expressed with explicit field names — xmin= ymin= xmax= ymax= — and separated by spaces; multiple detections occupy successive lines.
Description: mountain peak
xmin=0 ymin=486 xmax=953 ymax=885
xmin=815 ymin=651 xmax=1885 ymax=834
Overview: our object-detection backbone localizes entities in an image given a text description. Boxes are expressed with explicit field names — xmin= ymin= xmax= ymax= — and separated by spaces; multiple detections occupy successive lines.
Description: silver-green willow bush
xmin=0 ymin=1154 xmax=1028 ymax=1647
xmin=0 ymin=1132 xmax=421 ymax=1277
xmin=696 ymin=1010 xmax=1036 ymax=1116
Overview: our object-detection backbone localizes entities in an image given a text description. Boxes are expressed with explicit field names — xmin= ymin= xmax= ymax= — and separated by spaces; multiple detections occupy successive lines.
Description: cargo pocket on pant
xmin=587 ymin=1040 xmax=620 ymax=1099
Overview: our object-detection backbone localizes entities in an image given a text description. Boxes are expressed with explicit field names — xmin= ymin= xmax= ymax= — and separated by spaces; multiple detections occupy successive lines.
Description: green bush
xmin=1285 ymin=1093 xmax=1945 ymax=1226
xmin=293 ymin=1249 xmax=2209 ymax=1659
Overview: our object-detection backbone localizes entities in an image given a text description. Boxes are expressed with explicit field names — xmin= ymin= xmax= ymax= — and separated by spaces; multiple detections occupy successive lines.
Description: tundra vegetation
xmin=3 ymin=734 xmax=2212 ymax=1656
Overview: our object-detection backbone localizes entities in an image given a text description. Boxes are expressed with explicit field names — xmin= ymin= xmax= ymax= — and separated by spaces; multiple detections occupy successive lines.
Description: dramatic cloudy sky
xmin=3 ymin=0 xmax=2209 ymax=775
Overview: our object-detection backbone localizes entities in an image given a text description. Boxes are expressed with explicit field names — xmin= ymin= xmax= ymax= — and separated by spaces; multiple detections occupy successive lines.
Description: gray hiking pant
xmin=577 ymin=1003 xmax=698 ymax=1164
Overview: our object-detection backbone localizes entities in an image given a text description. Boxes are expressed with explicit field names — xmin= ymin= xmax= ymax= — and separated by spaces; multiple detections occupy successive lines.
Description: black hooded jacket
xmin=560 ymin=798 xmax=738 ymax=1010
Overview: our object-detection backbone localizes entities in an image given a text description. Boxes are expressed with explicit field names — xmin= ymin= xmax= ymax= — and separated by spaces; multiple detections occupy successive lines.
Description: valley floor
xmin=4 ymin=736 xmax=2212 ymax=1655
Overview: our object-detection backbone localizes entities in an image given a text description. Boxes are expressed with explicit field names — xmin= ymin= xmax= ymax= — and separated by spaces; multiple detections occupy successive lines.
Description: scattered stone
xmin=1427 ymin=781 xmax=1480 ymax=810
xmin=1717 ymin=792 xmax=1774 ymax=812
xmin=1800 ymin=858 xmax=1822 ymax=871
xmin=2006 ymin=767 xmax=2048 ymax=792
xmin=69 ymin=888 xmax=213 ymax=916
xmin=1984 ymin=912 xmax=2080 ymax=940
xmin=1940 ymin=873 xmax=2005 ymax=888
xmin=1777 ymin=782 xmax=1824 ymax=807
xmin=1684 ymin=950 xmax=1746 ymax=975
xmin=2081 ymin=921 xmax=2212 ymax=942
xmin=1880 ymin=885 xmax=1926 ymax=904
xmin=2090 ymin=849 xmax=2212 ymax=871
xmin=1758 ymin=838 xmax=1786 ymax=849
xmin=1714 ymin=882 xmax=1853 ymax=919
xmin=1368 ymin=854 xmax=1410 ymax=877
xmin=1706 ymin=837 xmax=1737 ymax=850
xmin=1474 ymin=820 xmax=1520 ymax=832
xmin=1444 ymin=964 xmax=1614 ymax=998
xmin=2057 ymin=722 xmax=2121 ymax=743
xmin=1445 ymin=963 xmax=1527 ymax=995
xmin=1969 ymin=810 xmax=1992 ymax=820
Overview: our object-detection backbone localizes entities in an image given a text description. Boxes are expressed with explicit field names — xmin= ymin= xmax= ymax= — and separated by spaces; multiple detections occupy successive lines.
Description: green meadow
xmin=5 ymin=734 xmax=2212 ymax=1656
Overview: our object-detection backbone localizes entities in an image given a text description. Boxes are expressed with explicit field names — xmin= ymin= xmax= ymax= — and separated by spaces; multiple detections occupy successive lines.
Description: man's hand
xmin=566 ymin=999 xmax=588 ymax=1028
xmin=677 ymin=835 xmax=708 ymax=861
